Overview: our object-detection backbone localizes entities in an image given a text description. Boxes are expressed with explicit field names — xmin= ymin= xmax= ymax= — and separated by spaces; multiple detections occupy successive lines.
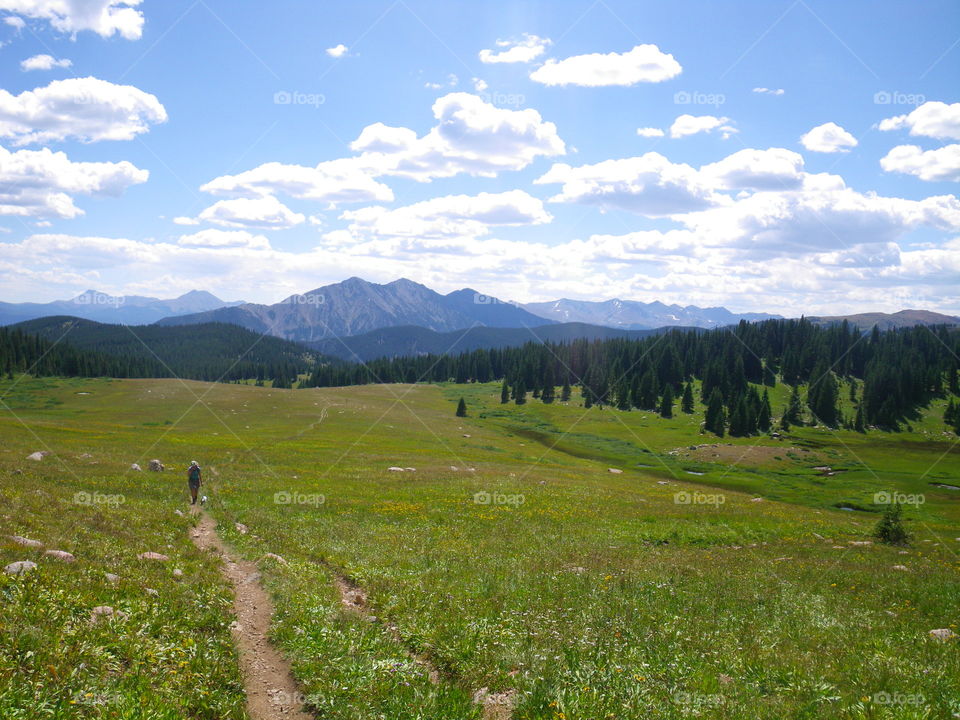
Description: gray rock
xmin=105 ymin=572 xmax=120 ymax=583
xmin=26 ymin=451 xmax=47 ymax=461
xmin=8 ymin=535 xmax=42 ymax=548
xmin=929 ymin=628 xmax=957 ymax=641
xmin=4 ymin=560 xmax=37 ymax=575
xmin=130 ymin=463 xmax=142 ymax=472
xmin=137 ymin=551 xmax=169 ymax=561
xmin=148 ymin=459 xmax=164 ymax=472
xmin=44 ymin=549 xmax=75 ymax=562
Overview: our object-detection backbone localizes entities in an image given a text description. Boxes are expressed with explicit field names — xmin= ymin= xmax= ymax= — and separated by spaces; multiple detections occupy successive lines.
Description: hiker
xmin=187 ymin=461 xmax=202 ymax=505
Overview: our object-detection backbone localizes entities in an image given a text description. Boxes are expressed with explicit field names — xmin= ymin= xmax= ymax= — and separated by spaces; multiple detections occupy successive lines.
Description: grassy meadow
xmin=1 ymin=375 xmax=958 ymax=719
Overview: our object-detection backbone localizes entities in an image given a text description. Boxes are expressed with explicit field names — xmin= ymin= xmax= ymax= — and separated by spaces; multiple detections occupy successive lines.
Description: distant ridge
xmin=521 ymin=297 xmax=781 ymax=329
xmin=807 ymin=309 xmax=960 ymax=331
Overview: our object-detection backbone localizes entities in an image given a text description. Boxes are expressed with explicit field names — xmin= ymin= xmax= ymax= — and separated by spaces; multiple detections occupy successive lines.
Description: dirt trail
xmin=190 ymin=510 xmax=312 ymax=720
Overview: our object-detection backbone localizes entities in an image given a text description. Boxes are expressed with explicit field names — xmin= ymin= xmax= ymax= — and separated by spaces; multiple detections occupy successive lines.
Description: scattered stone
xmin=387 ymin=466 xmax=405 ymax=472
xmin=463 ymin=433 xmax=471 ymax=438
xmin=4 ymin=560 xmax=37 ymax=575
xmin=173 ymin=568 xmax=183 ymax=579
xmin=235 ymin=523 xmax=248 ymax=535
xmin=891 ymin=565 xmax=909 ymax=571
xmin=832 ymin=545 xmax=846 ymax=549
xmin=174 ymin=509 xmax=184 ymax=517
xmin=929 ymin=628 xmax=957 ymax=641
xmin=8 ymin=535 xmax=42 ymax=548
xmin=657 ymin=481 xmax=670 ymax=485
xmin=90 ymin=606 xmax=127 ymax=624
xmin=262 ymin=553 xmax=287 ymax=565
xmin=148 ymin=459 xmax=164 ymax=472
xmin=472 ymin=688 xmax=516 ymax=720
xmin=450 ymin=466 xmax=459 ymax=471
xmin=138 ymin=551 xmax=169 ymax=561
xmin=608 ymin=468 xmax=623 ymax=474
xmin=11 ymin=469 xmax=22 ymax=475
xmin=26 ymin=451 xmax=48 ymax=461
xmin=78 ymin=453 xmax=92 ymax=459
xmin=44 ymin=549 xmax=75 ymax=562
xmin=750 ymin=497 xmax=764 ymax=503
xmin=848 ymin=541 xmax=873 ymax=547
xmin=404 ymin=467 xmax=416 ymax=472
xmin=145 ymin=588 xmax=159 ymax=596
xmin=898 ymin=550 xmax=910 ymax=555
xmin=130 ymin=463 xmax=142 ymax=472
xmin=104 ymin=573 xmax=120 ymax=583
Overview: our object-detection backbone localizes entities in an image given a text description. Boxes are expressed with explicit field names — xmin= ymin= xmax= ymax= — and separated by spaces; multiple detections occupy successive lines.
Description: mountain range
xmin=521 ymin=298 xmax=780 ymax=329
xmin=0 ymin=289 xmax=243 ymax=326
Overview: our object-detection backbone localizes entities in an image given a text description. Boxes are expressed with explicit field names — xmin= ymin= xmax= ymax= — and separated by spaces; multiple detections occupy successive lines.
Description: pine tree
xmin=784 ymin=385 xmax=802 ymax=426
xmin=500 ymin=380 xmax=510 ymax=404
xmin=541 ymin=381 xmax=555 ymax=404
xmin=681 ymin=382 xmax=695 ymax=414
xmin=705 ymin=388 xmax=726 ymax=437
xmin=874 ymin=502 xmax=909 ymax=545
xmin=514 ymin=379 xmax=526 ymax=405
xmin=854 ymin=404 xmax=866 ymax=433
xmin=455 ymin=397 xmax=467 ymax=417
xmin=659 ymin=384 xmax=674 ymax=418
xmin=729 ymin=395 xmax=750 ymax=436
xmin=758 ymin=388 xmax=772 ymax=432
xmin=560 ymin=381 xmax=571 ymax=402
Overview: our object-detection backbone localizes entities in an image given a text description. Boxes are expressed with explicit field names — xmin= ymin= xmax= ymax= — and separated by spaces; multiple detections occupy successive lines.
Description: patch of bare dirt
xmin=190 ymin=510 xmax=312 ymax=720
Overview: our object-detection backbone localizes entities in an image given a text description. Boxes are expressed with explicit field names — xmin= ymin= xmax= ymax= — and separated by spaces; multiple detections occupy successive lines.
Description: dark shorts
xmin=189 ymin=480 xmax=200 ymax=490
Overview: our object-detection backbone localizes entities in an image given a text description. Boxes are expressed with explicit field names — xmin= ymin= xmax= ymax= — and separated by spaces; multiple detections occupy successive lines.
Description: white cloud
xmin=472 ymin=77 xmax=488 ymax=92
xmin=879 ymin=101 xmax=960 ymax=140
xmin=880 ymin=144 xmax=960 ymax=182
xmin=701 ymin=148 xmax=805 ymax=190
xmin=800 ymin=122 xmax=858 ymax=153
xmin=479 ymin=33 xmax=551 ymax=64
xmin=0 ymin=0 xmax=144 ymax=39
xmin=4 ymin=15 xmax=24 ymax=28
xmin=200 ymin=158 xmax=395 ymax=205
xmin=636 ymin=127 xmax=664 ymax=138
xmin=192 ymin=196 xmax=305 ymax=230
xmin=339 ymin=190 xmax=551 ymax=239
xmin=178 ymin=228 xmax=270 ymax=249
xmin=669 ymin=114 xmax=736 ymax=139
xmin=0 ymin=76 xmax=167 ymax=145
xmin=0 ymin=144 xmax=147 ymax=218
xmin=535 ymin=153 xmax=724 ymax=217
xmin=752 ymin=87 xmax=784 ymax=96
xmin=529 ymin=44 xmax=681 ymax=87
xmin=325 ymin=44 xmax=348 ymax=58
xmin=20 ymin=54 xmax=71 ymax=71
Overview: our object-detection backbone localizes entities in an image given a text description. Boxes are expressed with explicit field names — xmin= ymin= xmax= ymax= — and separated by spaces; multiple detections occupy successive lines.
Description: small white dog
xmin=200 ymin=495 xmax=208 ymax=505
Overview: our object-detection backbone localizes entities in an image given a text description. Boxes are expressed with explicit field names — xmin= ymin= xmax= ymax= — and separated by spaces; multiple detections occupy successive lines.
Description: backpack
xmin=189 ymin=465 xmax=201 ymax=482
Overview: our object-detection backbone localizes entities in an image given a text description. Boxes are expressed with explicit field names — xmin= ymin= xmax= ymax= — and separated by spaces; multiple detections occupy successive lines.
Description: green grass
xmin=1 ymin=376 xmax=958 ymax=719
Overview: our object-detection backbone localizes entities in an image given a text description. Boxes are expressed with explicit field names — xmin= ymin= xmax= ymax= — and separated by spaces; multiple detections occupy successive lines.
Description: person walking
xmin=187 ymin=460 xmax=202 ymax=505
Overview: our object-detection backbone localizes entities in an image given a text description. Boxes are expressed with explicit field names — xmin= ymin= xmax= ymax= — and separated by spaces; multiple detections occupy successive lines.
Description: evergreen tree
xmin=874 ymin=502 xmax=909 ymax=545
xmin=513 ymin=379 xmax=526 ymax=405
xmin=455 ymin=397 xmax=467 ymax=417
xmin=758 ymin=388 xmax=772 ymax=432
xmin=659 ymin=384 xmax=674 ymax=418
xmin=729 ymin=395 xmax=750 ymax=436
xmin=705 ymin=389 xmax=726 ymax=437
xmin=806 ymin=361 xmax=839 ymax=427
xmin=541 ymin=381 xmax=555 ymax=404
xmin=681 ymin=382 xmax=695 ymax=414
xmin=500 ymin=380 xmax=510 ymax=404
xmin=783 ymin=385 xmax=803 ymax=426
xmin=854 ymin=404 xmax=866 ymax=433
xmin=560 ymin=381 xmax=571 ymax=402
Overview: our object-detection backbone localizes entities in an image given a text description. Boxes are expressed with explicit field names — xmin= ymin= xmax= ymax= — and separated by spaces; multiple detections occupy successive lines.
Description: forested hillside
xmin=305 ymin=318 xmax=960 ymax=436
xmin=4 ymin=317 xmax=321 ymax=383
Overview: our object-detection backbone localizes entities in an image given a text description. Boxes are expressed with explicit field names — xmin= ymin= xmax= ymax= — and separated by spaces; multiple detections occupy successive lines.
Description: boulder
xmin=235 ymin=523 xmax=248 ymax=535
xmin=4 ymin=560 xmax=37 ymax=575
xmin=130 ymin=463 xmax=142 ymax=472
xmin=137 ymin=551 xmax=169 ymax=561
xmin=173 ymin=568 xmax=184 ymax=579
xmin=891 ymin=565 xmax=909 ymax=571
xmin=26 ymin=451 xmax=48 ymax=461
xmin=387 ymin=466 xmax=405 ymax=472
xmin=608 ymin=468 xmax=623 ymax=474
xmin=8 ymin=535 xmax=42 ymax=548
xmin=148 ymin=459 xmax=164 ymax=472
xmin=262 ymin=552 xmax=287 ymax=565
xmin=104 ymin=573 xmax=120 ymax=583
xmin=44 ymin=549 xmax=75 ymax=562
xmin=929 ymin=628 xmax=957 ymax=641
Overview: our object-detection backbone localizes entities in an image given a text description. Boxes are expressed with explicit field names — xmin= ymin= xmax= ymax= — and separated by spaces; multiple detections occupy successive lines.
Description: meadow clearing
xmin=1 ymin=375 xmax=958 ymax=719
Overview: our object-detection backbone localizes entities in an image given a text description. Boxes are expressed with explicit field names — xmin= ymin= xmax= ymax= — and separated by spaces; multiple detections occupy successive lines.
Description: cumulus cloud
xmin=325 ymin=44 xmax=348 ymax=58
xmin=529 ymin=44 xmax=681 ymax=87
xmin=0 ymin=0 xmax=145 ymax=39
xmin=879 ymin=101 xmax=960 ymax=140
xmin=0 ymin=76 xmax=167 ymax=145
xmin=800 ymin=122 xmax=858 ymax=153
xmin=177 ymin=228 xmax=270 ymax=249
xmin=535 ymin=153 xmax=724 ymax=217
xmin=636 ymin=127 xmax=664 ymax=138
xmin=339 ymin=190 xmax=551 ymax=239
xmin=190 ymin=196 xmax=305 ymax=230
xmin=479 ymin=33 xmax=551 ymax=64
xmin=20 ymin=54 xmax=71 ymax=71
xmin=700 ymin=148 xmax=805 ymax=190
xmin=0 ymin=144 xmax=147 ymax=218
xmin=880 ymin=144 xmax=960 ymax=182
xmin=669 ymin=114 xmax=736 ymax=139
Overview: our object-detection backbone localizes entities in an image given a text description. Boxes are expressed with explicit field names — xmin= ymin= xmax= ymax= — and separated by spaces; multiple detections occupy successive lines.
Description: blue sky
xmin=0 ymin=0 xmax=958 ymax=314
